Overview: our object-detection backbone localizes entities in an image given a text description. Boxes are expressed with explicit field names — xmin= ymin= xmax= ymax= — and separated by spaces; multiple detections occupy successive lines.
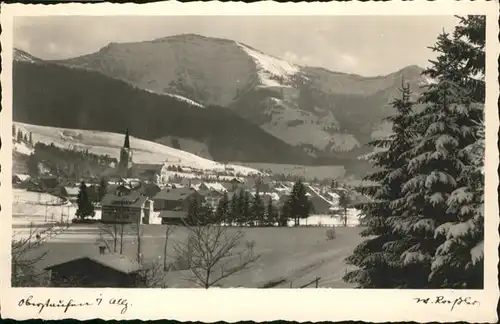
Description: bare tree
xmin=134 ymin=222 xmax=143 ymax=264
xmin=97 ymin=223 xmax=119 ymax=253
xmin=96 ymin=221 xmax=130 ymax=254
xmin=174 ymin=218 xmax=260 ymax=288
xmin=163 ymin=225 xmax=175 ymax=271
xmin=330 ymin=189 xmax=352 ymax=227
xmin=137 ymin=258 xmax=167 ymax=288
xmin=11 ymin=221 xmax=68 ymax=287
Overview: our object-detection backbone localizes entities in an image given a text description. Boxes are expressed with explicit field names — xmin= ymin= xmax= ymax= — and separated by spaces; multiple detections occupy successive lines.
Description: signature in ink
xmin=414 ymin=296 xmax=480 ymax=311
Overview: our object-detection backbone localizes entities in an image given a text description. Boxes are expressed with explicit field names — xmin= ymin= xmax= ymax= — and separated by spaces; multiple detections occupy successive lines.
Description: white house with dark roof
xmin=101 ymin=192 xmax=153 ymax=224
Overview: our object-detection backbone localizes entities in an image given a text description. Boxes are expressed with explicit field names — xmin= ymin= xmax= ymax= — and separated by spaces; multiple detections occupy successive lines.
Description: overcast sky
xmin=14 ymin=15 xmax=459 ymax=76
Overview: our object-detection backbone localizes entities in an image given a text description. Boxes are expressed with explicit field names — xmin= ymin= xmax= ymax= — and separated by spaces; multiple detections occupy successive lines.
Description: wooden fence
xmin=261 ymin=277 xmax=321 ymax=288
xmin=289 ymin=277 xmax=320 ymax=288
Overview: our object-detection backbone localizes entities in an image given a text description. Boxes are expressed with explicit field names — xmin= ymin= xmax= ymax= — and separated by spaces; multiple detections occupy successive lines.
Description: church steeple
xmin=118 ymin=128 xmax=133 ymax=177
xmin=123 ymin=128 xmax=130 ymax=149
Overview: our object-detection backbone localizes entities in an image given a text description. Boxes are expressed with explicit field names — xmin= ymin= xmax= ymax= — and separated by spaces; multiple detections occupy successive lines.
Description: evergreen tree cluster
xmin=76 ymin=181 xmax=95 ymax=219
xmin=13 ymin=125 xmax=34 ymax=146
xmin=344 ymin=16 xmax=485 ymax=289
xmin=26 ymin=142 xmax=117 ymax=180
xmin=186 ymin=181 xmax=310 ymax=227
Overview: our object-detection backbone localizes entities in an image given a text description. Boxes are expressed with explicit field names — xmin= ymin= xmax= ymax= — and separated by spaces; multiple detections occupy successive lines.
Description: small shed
xmin=44 ymin=250 xmax=142 ymax=288
xmin=158 ymin=210 xmax=188 ymax=225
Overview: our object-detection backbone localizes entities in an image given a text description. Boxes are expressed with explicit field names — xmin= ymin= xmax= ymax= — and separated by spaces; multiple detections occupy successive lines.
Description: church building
xmin=114 ymin=129 xmax=167 ymax=185
xmin=118 ymin=128 xmax=133 ymax=178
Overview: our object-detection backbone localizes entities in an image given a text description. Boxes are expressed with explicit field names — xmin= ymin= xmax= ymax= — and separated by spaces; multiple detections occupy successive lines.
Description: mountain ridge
xmin=13 ymin=34 xmax=429 ymax=177
xmin=44 ymin=33 xmax=428 ymax=157
xmin=12 ymin=54 xmax=319 ymax=166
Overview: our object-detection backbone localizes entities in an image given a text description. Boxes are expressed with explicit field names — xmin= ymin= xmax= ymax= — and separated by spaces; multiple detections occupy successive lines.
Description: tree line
xmin=186 ymin=180 xmax=313 ymax=227
xmin=26 ymin=142 xmax=117 ymax=181
xmin=13 ymin=125 xmax=33 ymax=146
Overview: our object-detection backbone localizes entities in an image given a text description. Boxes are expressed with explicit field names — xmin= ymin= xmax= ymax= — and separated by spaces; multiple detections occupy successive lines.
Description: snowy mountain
xmin=50 ymin=34 xmax=430 ymax=159
xmin=14 ymin=48 xmax=42 ymax=64
xmin=13 ymin=52 xmax=315 ymax=166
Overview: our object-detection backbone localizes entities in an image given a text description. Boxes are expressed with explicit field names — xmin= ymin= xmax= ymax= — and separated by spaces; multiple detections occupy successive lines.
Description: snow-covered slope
xmin=14 ymin=122 xmax=260 ymax=175
xmin=14 ymin=48 xmax=42 ymax=64
xmin=236 ymin=42 xmax=300 ymax=88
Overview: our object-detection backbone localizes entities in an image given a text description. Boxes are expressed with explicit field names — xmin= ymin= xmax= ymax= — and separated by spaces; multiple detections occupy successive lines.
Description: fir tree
xmin=98 ymin=177 xmax=108 ymax=202
xmin=343 ymin=80 xmax=418 ymax=288
xmin=344 ymin=15 xmax=485 ymax=290
xmin=12 ymin=124 xmax=16 ymax=138
xmin=287 ymin=180 xmax=310 ymax=226
xmin=376 ymin=17 xmax=483 ymax=289
xmin=396 ymin=78 xmax=482 ymax=288
xmin=28 ymin=132 xmax=33 ymax=145
xmin=16 ymin=129 xmax=23 ymax=143
xmin=265 ymin=197 xmax=278 ymax=226
xmin=76 ymin=181 xmax=95 ymax=219
xmin=337 ymin=190 xmax=352 ymax=227
xmin=420 ymin=16 xmax=485 ymax=288
xmin=251 ymin=190 xmax=266 ymax=226
xmin=235 ymin=189 xmax=246 ymax=226
xmin=200 ymin=204 xmax=215 ymax=225
xmin=215 ymin=192 xmax=230 ymax=224
xmin=242 ymin=191 xmax=251 ymax=226
xmin=279 ymin=201 xmax=290 ymax=227
xmin=229 ymin=191 xmax=239 ymax=226
xmin=187 ymin=196 xmax=201 ymax=225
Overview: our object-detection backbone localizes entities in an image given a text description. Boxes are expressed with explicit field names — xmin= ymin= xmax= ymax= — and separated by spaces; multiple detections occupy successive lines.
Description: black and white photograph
xmin=1 ymin=1 xmax=498 ymax=322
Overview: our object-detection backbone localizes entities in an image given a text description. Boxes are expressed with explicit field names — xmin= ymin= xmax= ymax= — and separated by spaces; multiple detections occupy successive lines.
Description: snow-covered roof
xmin=205 ymin=182 xmax=227 ymax=193
xmin=327 ymin=192 xmax=340 ymax=199
xmin=13 ymin=174 xmax=31 ymax=181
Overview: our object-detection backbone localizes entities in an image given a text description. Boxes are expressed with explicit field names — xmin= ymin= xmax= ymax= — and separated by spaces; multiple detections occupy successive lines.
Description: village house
xmin=152 ymin=187 xmax=203 ymax=224
xmin=12 ymin=173 xmax=31 ymax=185
xmin=180 ymin=166 xmax=193 ymax=173
xmin=195 ymin=182 xmax=227 ymax=193
xmin=180 ymin=178 xmax=202 ymax=187
xmin=195 ymin=183 xmax=227 ymax=209
xmin=130 ymin=163 xmax=167 ymax=185
xmin=305 ymin=185 xmax=334 ymax=215
xmin=326 ymin=192 xmax=340 ymax=205
xmin=258 ymin=192 xmax=280 ymax=203
xmin=222 ymin=177 xmax=245 ymax=192
xmin=101 ymin=192 xmax=153 ymax=224
xmin=138 ymin=182 xmax=162 ymax=199
xmin=58 ymin=186 xmax=80 ymax=203
xmin=44 ymin=247 xmax=142 ymax=288
xmin=118 ymin=178 xmax=142 ymax=189
xmin=106 ymin=183 xmax=134 ymax=197
xmin=38 ymin=175 xmax=59 ymax=191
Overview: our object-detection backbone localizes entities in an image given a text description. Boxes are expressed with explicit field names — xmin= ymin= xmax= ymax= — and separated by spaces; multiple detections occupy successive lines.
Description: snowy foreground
xmin=12 ymin=188 xmax=365 ymax=288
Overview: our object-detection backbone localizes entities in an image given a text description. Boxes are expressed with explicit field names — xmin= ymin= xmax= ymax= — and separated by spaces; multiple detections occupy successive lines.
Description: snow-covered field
xmin=22 ymin=225 xmax=365 ymax=288
xmin=12 ymin=187 xmax=365 ymax=288
xmin=14 ymin=122 xmax=259 ymax=175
